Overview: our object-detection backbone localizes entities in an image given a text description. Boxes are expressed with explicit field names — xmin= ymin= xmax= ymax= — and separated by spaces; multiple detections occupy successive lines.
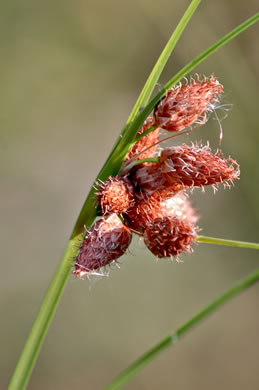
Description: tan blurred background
xmin=1 ymin=1 xmax=259 ymax=389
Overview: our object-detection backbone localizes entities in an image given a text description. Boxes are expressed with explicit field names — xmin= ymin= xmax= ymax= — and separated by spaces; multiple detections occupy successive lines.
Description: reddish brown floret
xmin=144 ymin=216 xmax=198 ymax=258
xmin=97 ymin=176 xmax=135 ymax=214
xmin=73 ymin=214 xmax=132 ymax=279
xmin=160 ymin=144 xmax=240 ymax=188
xmin=154 ymin=75 xmax=223 ymax=132
xmin=126 ymin=193 xmax=163 ymax=231
xmin=131 ymin=163 xmax=183 ymax=200
xmin=132 ymin=163 xmax=168 ymax=193
xmin=125 ymin=116 xmax=160 ymax=162
xmin=126 ymin=192 xmax=198 ymax=232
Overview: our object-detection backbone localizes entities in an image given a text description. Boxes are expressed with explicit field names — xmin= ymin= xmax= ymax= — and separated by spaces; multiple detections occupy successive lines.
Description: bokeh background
xmin=1 ymin=1 xmax=259 ymax=389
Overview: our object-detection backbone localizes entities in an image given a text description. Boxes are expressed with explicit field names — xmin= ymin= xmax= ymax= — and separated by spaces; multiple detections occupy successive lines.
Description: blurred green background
xmin=1 ymin=1 xmax=259 ymax=389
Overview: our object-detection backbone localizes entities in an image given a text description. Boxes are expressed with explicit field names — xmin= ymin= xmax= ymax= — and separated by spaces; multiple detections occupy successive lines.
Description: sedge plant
xmin=7 ymin=1 xmax=259 ymax=389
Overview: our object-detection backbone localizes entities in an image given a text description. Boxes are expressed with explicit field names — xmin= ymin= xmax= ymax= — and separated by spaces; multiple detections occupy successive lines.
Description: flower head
xmin=154 ymin=75 xmax=223 ymax=132
xmin=73 ymin=214 xmax=132 ymax=279
xmin=144 ymin=216 xmax=198 ymax=259
xmin=160 ymin=144 xmax=240 ymax=189
xmin=97 ymin=176 xmax=135 ymax=214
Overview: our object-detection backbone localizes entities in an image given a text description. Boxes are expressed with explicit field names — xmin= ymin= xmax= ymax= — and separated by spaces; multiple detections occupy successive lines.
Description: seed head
xmin=97 ymin=176 xmax=135 ymax=214
xmin=154 ymin=75 xmax=223 ymax=132
xmin=160 ymin=144 xmax=240 ymax=188
xmin=125 ymin=116 xmax=160 ymax=161
xmin=144 ymin=216 xmax=198 ymax=259
xmin=126 ymin=192 xmax=198 ymax=232
xmin=73 ymin=214 xmax=132 ymax=279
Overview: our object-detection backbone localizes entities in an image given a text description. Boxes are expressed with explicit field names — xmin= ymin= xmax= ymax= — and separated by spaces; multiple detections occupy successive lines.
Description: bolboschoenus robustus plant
xmin=7 ymin=1 xmax=259 ymax=389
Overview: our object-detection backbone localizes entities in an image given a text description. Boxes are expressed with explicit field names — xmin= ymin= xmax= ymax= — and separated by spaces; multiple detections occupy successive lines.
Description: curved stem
xmin=104 ymin=268 xmax=259 ymax=390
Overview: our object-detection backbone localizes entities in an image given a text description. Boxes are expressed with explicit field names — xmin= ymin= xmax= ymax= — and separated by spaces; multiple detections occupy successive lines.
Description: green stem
xmin=104 ymin=268 xmax=259 ymax=390
xmin=197 ymin=235 xmax=259 ymax=250
xmin=7 ymin=239 xmax=76 ymax=390
xmin=124 ymin=157 xmax=160 ymax=172
xmin=134 ymin=125 xmax=158 ymax=142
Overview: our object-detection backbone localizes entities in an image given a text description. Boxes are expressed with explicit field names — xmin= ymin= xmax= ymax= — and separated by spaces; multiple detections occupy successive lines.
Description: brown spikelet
xmin=126 ymin=192 xmax=198 ymax=232
xmin=73 ymin=214 xmax=132 ymax=279
xmin=144 ymin=216 xmax=198 ymax=259
xmin=126 ymin=193 xmax=163 ymax=231
xmin=160 ymin=144 xmax=240 ymax=188
xmin=131 ymin=163 xmax=183 ymax=200
xmin=125 ymin=116 xmax=160 ymax=161
xmin=97 ymin=176 xmax=135 ymax=214
xmin=154 ymin=75 xmax=223 ymax=132
xmin=132 ymin=163 xmax=168 ymax=193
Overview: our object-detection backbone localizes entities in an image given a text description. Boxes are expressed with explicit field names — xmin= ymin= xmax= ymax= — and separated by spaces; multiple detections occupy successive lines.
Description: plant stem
xmin=123 ymin=157 xmax=160 ymax=172
xmin=197 ymin=235 xmax=259 ymax=250
xmin=104 ymin=268 xmax=259 ymax=390
xmin=134 ymin=125 xmax=158 ymax=142
xmin=7 ymin=239 xmax=76 ymax=390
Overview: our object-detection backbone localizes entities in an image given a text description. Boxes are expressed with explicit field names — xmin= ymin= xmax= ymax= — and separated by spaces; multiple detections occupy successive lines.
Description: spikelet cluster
xmin=74 ymin=75 xmax=240 ymax=279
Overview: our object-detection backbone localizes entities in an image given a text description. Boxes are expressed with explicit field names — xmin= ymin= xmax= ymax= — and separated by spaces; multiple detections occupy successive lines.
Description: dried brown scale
xmin=144 ymin=216 xmax=198 ymax=258
xmin=96 ymin=176 xmax=135 ymax=215
xmin=160 ymin=144 xmax=240 ymax=188
xmin=126 ymin=192 xmax=198 ymax=232
xmin=154 ymin=75 xmax=223 ymax=132
xmin=73 ymin=214 xmax=132 ymax=279
xmin=125 ymin=116 xmax=160 ymax=162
